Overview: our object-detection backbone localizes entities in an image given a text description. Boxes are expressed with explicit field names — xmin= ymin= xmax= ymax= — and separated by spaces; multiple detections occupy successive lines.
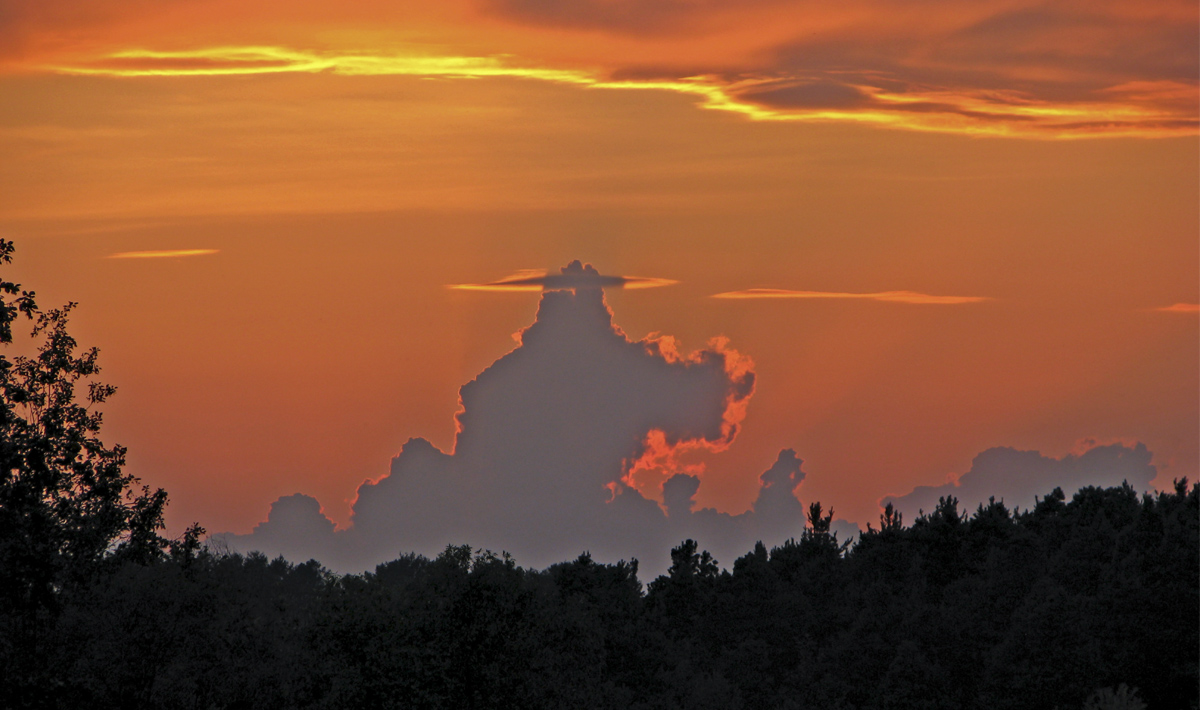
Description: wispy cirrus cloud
xmin=42 ymin=43 xmax=1197 ymax=139
xmin=53 ymin=46 xmax=587 ymax=82
xmin=711 ymin=288 xmax=991 ymax=305
xmin=450 ymin=262 xmax=678 ymax=292
xmin=1153 ymin=302 xmax=1200 ymax=314
xmin=106 ymin=249 xmax=218 ymax=259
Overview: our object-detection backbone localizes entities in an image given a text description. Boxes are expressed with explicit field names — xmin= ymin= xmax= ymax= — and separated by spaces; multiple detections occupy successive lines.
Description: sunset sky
xmin=1 ymin=0 xmax=1196 ymax=558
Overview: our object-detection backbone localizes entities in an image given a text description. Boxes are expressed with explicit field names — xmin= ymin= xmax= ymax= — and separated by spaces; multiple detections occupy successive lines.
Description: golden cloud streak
xmin=1154 ymin=303 xmax=1200 ymax=314
xmin=449 ymin=283 xmax=545 ymax=292
xmin=46 ymin=47 xmax=1196 ymax=139
xmin=449 ymin=268 xmax=548 ymax=292
xmin=712 ymin=288 xmax=991 ymax=305
xmin=106 ymin=249 xmax=219 ymax=259
xmin=622 ymin=277 xmax=681 ymax=290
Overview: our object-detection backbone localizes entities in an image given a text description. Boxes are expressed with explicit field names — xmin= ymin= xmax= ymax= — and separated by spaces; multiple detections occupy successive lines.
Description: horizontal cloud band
xmin=450 ymin=268 xmax=677 ymax=292
xmin=46 ymin=46 xmax=1196 ymax=139
xmin=1154 ymin=303 xmax=1200 ymax=314
xmin=711 ymin=288 xmax=991 ymax=305
xmin=106 ymin=249 xmax=219 ymax=259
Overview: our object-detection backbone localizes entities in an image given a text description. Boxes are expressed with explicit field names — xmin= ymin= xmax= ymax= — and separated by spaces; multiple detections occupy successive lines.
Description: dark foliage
xmin=0 ymin=482 xmax=1191 ymax=710
xmin=0 ymin=240 xmax=202 ymax=708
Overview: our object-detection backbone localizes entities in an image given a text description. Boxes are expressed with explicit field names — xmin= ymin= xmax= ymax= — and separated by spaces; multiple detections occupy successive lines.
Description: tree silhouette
xmin=0 ymin=240 xmax=198 ymax=705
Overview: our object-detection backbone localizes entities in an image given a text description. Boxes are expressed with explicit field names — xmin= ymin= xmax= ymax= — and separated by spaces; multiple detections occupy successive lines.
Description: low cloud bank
xmin=218 ymin=262 xmax=1160 ymax=573
xmin=883 ymin=442 xmax=1157 ymax=523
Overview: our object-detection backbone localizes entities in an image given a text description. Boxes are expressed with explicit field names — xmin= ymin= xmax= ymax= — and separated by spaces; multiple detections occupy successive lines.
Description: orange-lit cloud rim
xmin=46 ymin=47 xmax=1197 ymax=139
xmin=712 ymin=288 xmax=992 ymax=305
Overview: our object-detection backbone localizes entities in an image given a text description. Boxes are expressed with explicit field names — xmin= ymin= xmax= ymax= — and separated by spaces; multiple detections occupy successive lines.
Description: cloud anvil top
xmin=450 ymin=265 xmax=678 ymax=292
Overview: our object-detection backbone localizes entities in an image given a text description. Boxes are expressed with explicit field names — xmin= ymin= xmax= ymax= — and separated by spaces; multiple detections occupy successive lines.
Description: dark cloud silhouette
xmin=883 ymin=442 xmax=1158 ymax=522
xmin=481 ymin=0 xmax=781 ymax=36
xmin=755 ymin=8 xmax=1199 ymax=134
xmin=657 ymin=448 xmax=866 ymax=550
xmin=942 ymin=7 xmax=1199 ymax=86
xmin=239 ymin=493 xmax=338 ymax=564
xmin=566 ymin=3 xmax=1198 ymax=135
xmin=734 ymin=80 xmax=874 ymax=110
xmin=219 ymin=261 xmax=822 ymax=572
xmin=218 ymin=261 xmax=1161 ymax=571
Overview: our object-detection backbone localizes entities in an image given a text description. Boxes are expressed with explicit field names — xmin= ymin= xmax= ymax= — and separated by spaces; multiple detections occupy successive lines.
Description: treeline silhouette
xmin=2 ymin=483 xmax=1195 ymax=709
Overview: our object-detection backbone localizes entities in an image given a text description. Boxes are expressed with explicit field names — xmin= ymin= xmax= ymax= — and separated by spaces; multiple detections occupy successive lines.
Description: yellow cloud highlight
xmin=57 ymin=46 xmax=587 ymax=82
xmin=46 ymin=46 xmax=1196 ymax=139
xmin=711 ymin=289 xmax=991 ymax=305
xmin=106 ymin=249 xmax=219 ymax=259
xmin=1154 ymin=303 xmax=1200 ymax=314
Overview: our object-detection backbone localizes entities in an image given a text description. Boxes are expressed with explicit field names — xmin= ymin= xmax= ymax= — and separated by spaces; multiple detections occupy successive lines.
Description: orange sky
xmin=0 ymin=0 xmax=1196 ymax=538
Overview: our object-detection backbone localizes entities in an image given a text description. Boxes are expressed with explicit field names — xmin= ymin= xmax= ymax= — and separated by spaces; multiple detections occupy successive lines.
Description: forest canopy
xmin=3 ymin=479 xmax=1196 ymax=709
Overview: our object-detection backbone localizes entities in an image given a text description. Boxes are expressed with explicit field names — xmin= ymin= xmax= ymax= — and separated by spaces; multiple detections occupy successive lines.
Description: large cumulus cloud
xmin=220 ymin=262 xmax=1164 ymax=573
xmin=220 ymin=261 xmax=811 ymax=572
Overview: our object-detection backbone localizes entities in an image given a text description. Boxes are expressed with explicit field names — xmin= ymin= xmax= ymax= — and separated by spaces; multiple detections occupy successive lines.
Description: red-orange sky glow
xmin=0 ymin=0 xmax=1195 ymax=550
